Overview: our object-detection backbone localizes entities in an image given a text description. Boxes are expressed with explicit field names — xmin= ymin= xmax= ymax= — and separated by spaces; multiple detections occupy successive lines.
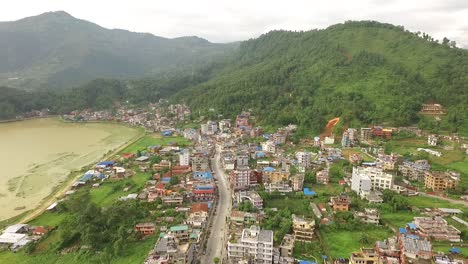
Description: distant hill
xmin=174 ymin=21 xmax=468 ymax=135
xmin=0 ymin=11 xmax=235 ymax=90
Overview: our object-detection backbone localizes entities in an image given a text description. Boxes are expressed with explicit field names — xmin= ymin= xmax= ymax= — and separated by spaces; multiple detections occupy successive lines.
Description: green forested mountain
xmin=0 ymin=11 xmax=235 ymax=90
xmin=174 ymin=21 xmax=468 ymax=134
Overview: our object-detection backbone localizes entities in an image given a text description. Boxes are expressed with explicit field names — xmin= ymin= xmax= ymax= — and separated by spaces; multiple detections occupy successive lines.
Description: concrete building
xmin=237 ymin=191 xmax=263 ymax=209
xmin=428 ymin=134 xmax=438 ymax=146
xmin=376 ymin=153 xmax=402 ymax=171
xmin=230 ymin=167 xmax=254 ymax=190
xmin=316 ymin=169 xmax=329 ymax=184
xmin=292 ymin=214 xmax=315 ymax=242
xmin=291 ymin=173 xmax=304 ymax=191
xmin=350 ymin=248 xmax=378 ymax=264
xmin=295 ymin=151 xmax=313 ymax=170
xmin=265 ymin=182 xmax=292 ymax=193
xmin=262 ymin=167 xmax=290 ymax=184
xmin=227 ymin=226 xmax=274 ymax=264
xmin=191 ymin=155 xmax=209 ymax=172
xmin=279 ymin=234 xmax=295 ymax=257
xmin=354 ymin=208 xmax=380 ymax=225
xmin=179 ymin=149 xmax=190 ymax=167
xmin=330 ymin=194 xmax=351 ymax=211
xmin=261 ymin=141 xmax=276 ymax=154
xmin=352 ymin=167 xmax=393 ymax=197
xmin=424 ymin=171 xmax=459 ymax=191
xmin=200 ymin=120 xmax=218 ymax=135
xmin=236 ymin=154 xmax=250 ymax=168
xmin=413 ymin=216 xmax=461 ymax=242
xmin=399 ymin=234 xmax=432 ymax=263
xmin=360 ymin=128 xmax=373 ymax=142
xmin=342 ymin=128 xmax=358 ymax=147
xmin=398 ymin=160 xmax=430 ymax=181
xmin=219 ymin=119 xmax=232 ymax=132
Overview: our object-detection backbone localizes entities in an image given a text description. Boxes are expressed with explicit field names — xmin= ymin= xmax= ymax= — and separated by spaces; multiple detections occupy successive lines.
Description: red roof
xmin=156 ymin=182 xmax=166 ymax=190
xmin=33 ymin=226 xmax=48 ymax=235
xmin=121 ymin=153 xmax=135 ymax=159
xmin=193 ymin=190 xmax=214 ymax=195
xmin=191 ymin=203 xmax=209 ymax=213
xmin=338 ymin=179 xmax=346 ymax=185
xmin=173 ymin=165 xmax=190 ymax=171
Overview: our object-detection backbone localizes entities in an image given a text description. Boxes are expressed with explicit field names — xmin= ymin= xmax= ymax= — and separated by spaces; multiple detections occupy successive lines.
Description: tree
xmin=213 ymin=257 xmax=220 ymax=264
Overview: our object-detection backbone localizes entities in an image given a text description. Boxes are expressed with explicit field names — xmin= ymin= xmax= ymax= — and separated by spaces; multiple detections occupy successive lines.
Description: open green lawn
xmin=380 ymin=211 xmax=419 ymax=229
xmin=0 ymin=235 xmax=157 ymax=264
xmin=342 ymin=148 xmax=374 ymax=162
xmin=119 ymin=134 xmax=191 ymax=154
xmin=264 ymin=196 xmax=313 ymax=217
xmin=293 ymin=242 xmax=323 ymax=262
xmin=433 ymin=242 xmax=468 ymax=258
xmin=407 ymin=196 xmax=467 ymax=211
xmin=27 ymin=212 xmax=69 ymax=227
xmin=321 ymin=228 xmax=393 ymax=258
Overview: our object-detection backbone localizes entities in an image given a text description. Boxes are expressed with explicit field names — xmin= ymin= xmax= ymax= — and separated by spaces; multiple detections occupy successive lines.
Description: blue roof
xmin=450 ymin=247 xmax=461 ymax=254
xmin=407 ymin=223 xmax=417 ymax=230
xmin=79 ymin=174 xmax=93 ymax=182
xmin=206 ymin=202 xmax=213 ymax=208
xmin=407 ymin=234 xmax=420 ymax=240
xmin=193 ymin=171 xmax=213 ymax=179
xmin=321 ymin=255 xmax=328 ymax=260
xmin=97 ymin=161 xmax=114 ymax=166
xmin=303 ymin=188 xmax=316 ymax=196
xmin=263 ymin=167 xmax=275 ymax=172
xmin=161 ymin=177 xmax=171 ymax=183
xmin=162 ymin=131 xmax=173 ymax=136
xmin=399 ymin=228 xmax=407 ymax=234
xmin=256 ymin=152 xmax=266 ymax=158
xmin=299 ymin=261 xmax=315 ymax=264
xmin=256 ymin=146 xmax=262 ymax=151
xmin=148 ymin=145 xmax=160 ymax=149
xmin=195 ymin=185 xmax=214 ymax=190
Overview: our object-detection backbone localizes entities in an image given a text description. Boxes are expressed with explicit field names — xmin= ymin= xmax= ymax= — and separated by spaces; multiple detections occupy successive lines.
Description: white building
xmin=228 ymin=226 xmax=274 ymax=264
xmin=295 ymin=152 xmax=312 ymax=170
xmin=179 ymin=149 xmax=190 ymax=166
xmin=352 ymin=167 xmax=393 ymax=198
xmin=219 ymin=119 xmax=232 ymax=132
xmin=201 ymin=120 xmax=218 ymax=135
xmin=428 ymin=134 xmax=438 ymax=146
xmin=236 ymin=154 xmax=250 ymax=168
xmin=261 ymin=141 xmax=276 ymax=154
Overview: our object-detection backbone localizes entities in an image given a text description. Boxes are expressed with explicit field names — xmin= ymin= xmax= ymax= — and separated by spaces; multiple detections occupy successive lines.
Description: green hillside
xmin=174 ymin=21 xmax=468 ymax=135
xmin=0 ymin=11 xmax=235 ymax=90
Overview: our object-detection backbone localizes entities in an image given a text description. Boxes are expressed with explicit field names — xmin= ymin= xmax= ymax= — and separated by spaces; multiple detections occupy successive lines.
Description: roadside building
xmin=169 ymin=225 xmax=189 ymax=242
xmin=227 ymin=226 xmax=274 ymax=264
xmin=262 ymin=167 xmax=290 ymax=184
xmin=191 ymin=155 xmax=209 ymax=172
xmin=236 ymin=191 xmax=263 ymax=209
xmin=230 ymin=167 xmax=253 ymax=190
xmin=179 ymin=149 xmax=190 ymax=166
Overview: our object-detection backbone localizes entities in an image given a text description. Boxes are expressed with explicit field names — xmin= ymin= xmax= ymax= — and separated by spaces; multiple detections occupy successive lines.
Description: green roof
xmin=159 ymin=232 xmax=166 ymax=238
xmin=170 ymin=225 xmax=188 ymax=232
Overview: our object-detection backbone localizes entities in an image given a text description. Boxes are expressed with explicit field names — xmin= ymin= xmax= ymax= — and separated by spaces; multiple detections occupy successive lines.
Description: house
xmin=354 ymin=208 xmax=380 ymax=225
xmin=424 ymin=171 xmax=459 ymax=191
xmin=191 ymin=155 xmax=209 ymax=172
xmin=237 ymin=191 xmax=263 ymax=209
xmin=330 ymin=194 xmax=351 ymax=211
xmin=265 ymin=182 xmax=293 ymax=193
xmin=279 ymin=234 xmax=295 ymax=257
xmin=351 ymin=167 xmax=393 ymax=198
xmin=0 ymin=224 xmax=31 ymax=249
xmin=412 ymin=216 xmax=461 ymax=242
xmin=229 ymin=211 xmax=261 ymax=226
xmin=375 ymin=237 xmax=400 ymax=262
xmin=350 ymin=248 xmax=378 ymax=264
xmin=192 ymin=184 xmax=215 ymax=201
xmin=316 ymin=169 xmax=329 ymax=184
xmin=227 ymin=226 xmax=274 ymax=264
xmin=187 ymin=203 xmax=209 ymax=228
xmin=360 ymin=128 xmax=373 ymax=142
xmin=32 ymin=226 xmax=48 ymax=236
xmin=135 ymin=223 xmax=156 ymax=236
xmin=262 ymin=168 xmax=290 ymax=184
xmin=291 ymin=174 xmax=304 ymax=191
xmin=230 ymin=167 xmax=253 ymax=190
xmin=152 ymin=160 xmax=172 ymax=171
xmin=349 ymin=153 xmax=363 ymax=164
xmin=292 ymin=214 xmax=315 ymax=242
xmin=296 ymin=151 xmax=313 ymax=170
xmin=342 ymin=128 xmax=358 ymax=147
xmin=399 ymin=234 xmax=432 ymax=263
xmin=376 ymin=153 xmax=402 ymax=171
xmin=179 ymin=149 xmax=190 ymax=166
xmin=261 ymin=140 xmax=276 ymax=154
xmin=428 ymin=135 xmax=438 ymax=146
xmin=398 ymin=160 xmax=430 ymax=181
xmin=169 ymin=225 xmax=189 ymax=241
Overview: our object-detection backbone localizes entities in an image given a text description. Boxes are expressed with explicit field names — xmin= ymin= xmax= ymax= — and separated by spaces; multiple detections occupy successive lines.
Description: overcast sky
xmin=1 ymin=0 xmax=467 ymax=47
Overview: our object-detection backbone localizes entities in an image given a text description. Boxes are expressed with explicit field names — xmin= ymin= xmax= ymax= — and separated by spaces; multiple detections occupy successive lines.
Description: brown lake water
xmin=0 ymin=118 xmax=139 ymax=220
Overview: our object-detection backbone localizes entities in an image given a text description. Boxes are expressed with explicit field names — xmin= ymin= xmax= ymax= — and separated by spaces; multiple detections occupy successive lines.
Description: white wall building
xmin=261 ymin=141 xmax=276 ymax=154
xmin=179 ymin=149 xmax=190 ymax=166
xmin=295 ymin=152 xmax=312 ymax=170
xmin=228 ymin=226 xmax=274 ymax=264
xmin=352 ymin=167 xmax=394 ymax=198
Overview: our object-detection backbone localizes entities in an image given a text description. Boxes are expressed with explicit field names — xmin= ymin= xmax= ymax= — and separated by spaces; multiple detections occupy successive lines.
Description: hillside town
xmin=1 ymin=104 xmax=467 ymax=264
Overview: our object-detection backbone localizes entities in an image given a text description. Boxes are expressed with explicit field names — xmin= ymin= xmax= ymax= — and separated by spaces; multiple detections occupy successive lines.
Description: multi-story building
xmin=424 ymin=171 xmax=459 ymax=191
xmin=179 ymin=149 xmax=190 ymax=166
xmin=295 ymin=151 xmax=313 ymax=170
xmin=375 ymin=237 xmax=400 ymax=263
xmin=236 ymin=112 xmax=251 ymax=128
xmin=261 ymin=141 xmax=276 ymax=154
xmin=279 ymin=234 xmax=295 ymax=257
xmin=169 ymin=225 xmax=189 ymax=242
xmin=236 ymin=154 xmax=250 ymax=168
xmin=200 ymin=120 xmax=218 ymax=135
xmin=262 ymin=167 xmax=290 ymax=184
xmin=330 ymin=194 xmax=351 ymax=211
xmin=237 ymin=191 xmax=263 ymax=209
xmin=265 ymin=182 xmax=292 ymax=193
xmin=350 ymin=248 xmax=378 ymax=264
xmin=349 ymin=153 xmax=363 ymax=164
xmin=376 ymin=153 xmax=402 ymax=171
xmin=192 ymin=184 xmax=215 ymax=202
xmin=316 ymin=169 xmax=329 ymax=184
xmin=413 ymin=216 xmax=461 ymax=242
xmin=227 ymin=226 xmax=274 ymax=264
xmin=230 ymin=167 xmax=253 ymax=190
xmin=399 ymin=234 xmax=432 ymax=263
xmin=291 ymin=173 xmax=304 ymax=191
xmin=398 ymin=160 xmax=430 ymax=181
xmin=191 ymin=155 xmax=209 ymax=172
xmin=229 ymin=211 xmax=261 ymax=226
xmin=354 ymin=208 xmax=380 ymax=225
xmin=428 ymin=134 xmax=438 ymax=146
xmin=360 ymin=128 xmax=373 ymax=142
xmin=351 ymin=167 xmax=393 ymax=197
xmin=292 ymin=214 xmax=315 ymax=242
xmin=342 ymin=128 xmax=358 ymax=147
xmin=272 ymin=132 xmax=287 ymax=145
xmin=134 ymin=223 xmax=156 ymax=236
xmin=219 ymin=119 xmax=232 ymax=132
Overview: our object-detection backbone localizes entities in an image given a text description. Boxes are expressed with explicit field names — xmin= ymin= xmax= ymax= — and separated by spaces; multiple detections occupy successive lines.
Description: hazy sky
xmin=1 ymin=0 xmax=467 ymax=47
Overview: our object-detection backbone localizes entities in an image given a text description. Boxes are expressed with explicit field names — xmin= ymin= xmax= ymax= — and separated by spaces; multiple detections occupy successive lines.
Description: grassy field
xmin=27 ymin=212 xmax=69 ymax=227
xmin=407 ymin=196 xmax=467 ymax=211
xmin=380 ymin=211 xmax=419 ymax=229
xmin=321 ymin=228 xmax=392 ymax=258
xmin=293 ymin=242 xmax=323 ymax=262
xmin=432 ymin=242 xmax=468 ymax=258
xmin=342 ymin=148 xmax=374 ymax=162
xmin=119 ymin=134 xmax=191 ymax=153
xmin=264 ymin=196 xmax=313 ymax=217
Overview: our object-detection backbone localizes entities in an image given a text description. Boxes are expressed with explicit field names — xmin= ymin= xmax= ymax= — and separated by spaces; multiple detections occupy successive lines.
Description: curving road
xmin=202 ymin=145 xmax=231 ymax=264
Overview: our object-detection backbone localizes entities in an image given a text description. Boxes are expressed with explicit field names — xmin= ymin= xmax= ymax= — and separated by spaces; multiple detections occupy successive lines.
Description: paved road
xmin=202 ymin=145 xmax=231 ymax=264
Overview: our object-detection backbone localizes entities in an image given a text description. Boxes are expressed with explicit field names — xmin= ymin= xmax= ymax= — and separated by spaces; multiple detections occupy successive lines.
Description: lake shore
xmin=0 ymin=118 xmax=144 ymax=223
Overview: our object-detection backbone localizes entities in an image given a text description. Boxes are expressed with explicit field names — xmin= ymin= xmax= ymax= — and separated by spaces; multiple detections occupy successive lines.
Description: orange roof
xmin=33 ymin=226 xmax=48 ymax=234
xmin=191 ymin=203 xmax=209 ymax=213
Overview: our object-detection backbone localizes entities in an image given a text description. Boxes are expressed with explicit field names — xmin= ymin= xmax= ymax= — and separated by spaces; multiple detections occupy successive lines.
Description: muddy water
xmin=0 ymin=118 xmax=139 ymax=220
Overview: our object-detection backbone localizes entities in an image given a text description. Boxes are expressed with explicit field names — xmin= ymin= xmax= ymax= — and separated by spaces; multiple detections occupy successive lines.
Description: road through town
xmin=202 ymin=145 xmax=231 ymax=263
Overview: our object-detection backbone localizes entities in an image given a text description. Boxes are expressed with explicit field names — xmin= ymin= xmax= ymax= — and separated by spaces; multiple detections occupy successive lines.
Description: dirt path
xmin=17 ymin=130 xmax=145 ymax=224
